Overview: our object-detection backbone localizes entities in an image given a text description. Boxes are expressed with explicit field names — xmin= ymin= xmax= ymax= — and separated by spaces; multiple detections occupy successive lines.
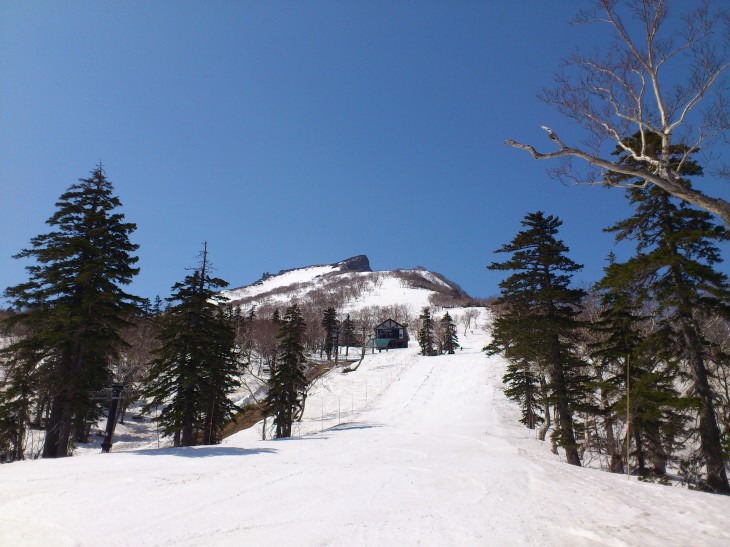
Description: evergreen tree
xmin=341 ymin=314 xmax=355 ymax=357
xmin=321 ymin=307 xmax=338 ymax=361
xmin=502 ymin=355 xmax=543 ymax=430
xmin=418 ymin=308 xmax=436 ymax=356
xmin=0 ymin=340 xmax=42 ymax=461
xmin=142 ymin=245 xmax=239 ymax=446
xmin=590 ymin=260 xmax=691 ymax=477
xmin=1 ymin=165 xmax=140 ymax=458
xmin=485 ymin=211 xmax=585 ymax=466
xmin=152 ymin=295 xmax=163 ymax=316
xmin=439 ymin=312 xmax=459 ymax=354
xmin=604 ymin=133 xmax=730 ymax=493
xmin=266 ymin=304 xmax=308 ymax=438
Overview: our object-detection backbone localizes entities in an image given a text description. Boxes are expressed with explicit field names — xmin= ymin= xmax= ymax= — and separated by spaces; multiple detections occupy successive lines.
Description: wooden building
xmin=373 ymin=319 xmax=409 ymax=350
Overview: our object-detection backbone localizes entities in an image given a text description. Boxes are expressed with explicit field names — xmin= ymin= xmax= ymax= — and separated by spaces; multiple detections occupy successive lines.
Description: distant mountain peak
xmin=333 ymin=255 xmax=371 ymax=273
xmin=222 ymin=254 xmax=472 ymax=312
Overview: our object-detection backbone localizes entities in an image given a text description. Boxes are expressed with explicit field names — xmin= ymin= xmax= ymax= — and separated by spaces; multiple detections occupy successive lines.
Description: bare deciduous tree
xmin=507 ymin=0 xmax=730 ymax=225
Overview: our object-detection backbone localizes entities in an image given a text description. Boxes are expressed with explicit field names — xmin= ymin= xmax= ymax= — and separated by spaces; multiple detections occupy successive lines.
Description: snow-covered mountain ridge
xmin=220 ymin=254 xmax=471 ymax=314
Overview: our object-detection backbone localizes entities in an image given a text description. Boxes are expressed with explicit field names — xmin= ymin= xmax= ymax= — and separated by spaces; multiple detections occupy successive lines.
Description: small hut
xmin=373 ymin=319 xmax=409 ymax=350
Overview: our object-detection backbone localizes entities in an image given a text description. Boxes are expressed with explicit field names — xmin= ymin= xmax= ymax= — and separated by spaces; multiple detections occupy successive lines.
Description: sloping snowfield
xmin=2 ymin=310 xmax=729 ymax=546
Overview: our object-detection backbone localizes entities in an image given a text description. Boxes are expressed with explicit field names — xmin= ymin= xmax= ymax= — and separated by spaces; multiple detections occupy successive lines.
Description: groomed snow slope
xmin=2 ymin=311 xmax=729 ymax=546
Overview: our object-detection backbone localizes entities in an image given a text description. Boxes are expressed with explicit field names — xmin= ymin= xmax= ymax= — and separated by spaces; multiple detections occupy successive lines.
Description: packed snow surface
xmin=2 ymin=310 xmax=729 ymax=546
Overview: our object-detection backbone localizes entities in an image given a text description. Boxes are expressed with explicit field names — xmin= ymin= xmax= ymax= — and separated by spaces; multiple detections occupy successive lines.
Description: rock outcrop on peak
xmin=333 ymin=255 xmax=371 ymax=273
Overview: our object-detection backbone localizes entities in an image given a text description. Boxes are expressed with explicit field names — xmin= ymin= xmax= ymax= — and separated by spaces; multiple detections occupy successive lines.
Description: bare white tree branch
xmin=510 ymin=0 xmax=730 ymax=226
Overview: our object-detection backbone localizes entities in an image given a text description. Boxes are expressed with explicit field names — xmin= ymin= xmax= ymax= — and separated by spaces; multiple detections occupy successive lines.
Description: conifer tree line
xmin=487 ymin=135 xmax=730 ymax=493
xmin=0 ymin=165 xmax=447 ymax=456
xmin=417 ymin=308 xmax=459 ymax=357
xmin=0 ymin=166 xmax=329 ymax=457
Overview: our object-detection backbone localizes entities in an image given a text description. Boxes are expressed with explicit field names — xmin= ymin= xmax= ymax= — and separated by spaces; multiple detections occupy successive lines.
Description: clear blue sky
xmin=1 ymin=1 xmax=728 ymax=301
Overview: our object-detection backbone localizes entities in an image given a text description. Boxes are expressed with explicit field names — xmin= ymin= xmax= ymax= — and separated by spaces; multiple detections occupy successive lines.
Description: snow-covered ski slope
xmin=2 ymin=310 xmax=729 ymax=546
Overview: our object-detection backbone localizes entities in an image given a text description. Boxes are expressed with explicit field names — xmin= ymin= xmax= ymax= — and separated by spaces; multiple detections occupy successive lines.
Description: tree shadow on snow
xmin=325 ymin=421 xmax=383 ymax=432
xmin=127 ymin=446 xmax=277 ymax=458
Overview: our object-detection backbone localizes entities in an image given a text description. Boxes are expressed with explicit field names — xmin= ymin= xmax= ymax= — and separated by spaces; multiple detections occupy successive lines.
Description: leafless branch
xmin=509 ymin=0 xmax=730 ymax=226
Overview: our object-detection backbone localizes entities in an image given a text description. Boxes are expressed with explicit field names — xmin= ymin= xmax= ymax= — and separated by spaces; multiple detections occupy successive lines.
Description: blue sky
xmin=1 ymin=1 xmax=728 ymax=301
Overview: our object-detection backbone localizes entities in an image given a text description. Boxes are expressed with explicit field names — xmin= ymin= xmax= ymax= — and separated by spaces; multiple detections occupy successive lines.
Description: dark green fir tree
xmin=485 ymin=211 xmax=585 ymax=466
xmin=418 ymin=308 xmax=436 ymax=356
xmin=439 ymin=312 xmax=459 ymax=355
xmin=591 ymin=256 xmax=691 ymax=477
xmin=502 ymin=355 xmax=543 ymax=430
xmin=321 ymin=307 xmax=338 ymax=361
xmin=143 ymin=244 xmax=239 ymax=446
xmin=266 ymin=304 xmax=308 ymax=438
xmin=604 ymin=132 xmax=730 ymax=493
xmin=2 ymin=165 xmax=140 ymax=458
xmin=341 ymin=314 xmax=355 ymax=357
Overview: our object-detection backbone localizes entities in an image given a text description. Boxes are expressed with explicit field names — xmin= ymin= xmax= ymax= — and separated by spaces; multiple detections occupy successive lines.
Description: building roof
xmin=374 ymin=318 xmax=406 ymax=329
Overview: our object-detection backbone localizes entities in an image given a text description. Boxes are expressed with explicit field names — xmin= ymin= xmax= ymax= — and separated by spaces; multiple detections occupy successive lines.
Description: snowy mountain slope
xmin=2 ymin=310 xmax=729 ymax=546
xmin=219 ymin=255 xmax=469 ymax=313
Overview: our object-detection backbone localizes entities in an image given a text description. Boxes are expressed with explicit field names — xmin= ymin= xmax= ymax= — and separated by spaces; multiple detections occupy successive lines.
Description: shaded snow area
xmin=2 ymin=310 xmax=730 ymax=546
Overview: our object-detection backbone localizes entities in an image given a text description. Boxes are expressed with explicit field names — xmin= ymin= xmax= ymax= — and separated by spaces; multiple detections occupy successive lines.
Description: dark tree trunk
xmin=633 ymin=428 xmax=646 ymax=476
xmin=525 ymin=381 xmax=536 ymax=430
xmin=43 ymin=395 xmax=73 ymax=458
xmin=549 ymin=335 xmax=581 ymax=466
xmin=645 ymin=422 xmax=667 ymax=477
xmin=601 ymin=386 xmax=624 ymax=473
xmin=678 ymin=315 xmax=730 ymax=493
xmin=180 ymin=387 xmax=196 ymax=446
xmin=537 ymin=377 xmax=551 ymax=441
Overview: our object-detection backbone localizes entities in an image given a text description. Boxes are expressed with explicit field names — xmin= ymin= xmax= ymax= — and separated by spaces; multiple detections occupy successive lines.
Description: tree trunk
xmin=537 ymin=377 xmax=551 ymax=441
xmin=549 ymin=335 xmax=581 ymax=466
xmin=180 ymin=387 xmax=196 ymax=446
xmin=679 ymin=315 xmax=730 ymax=493
xmin=525 ymin=387 xmax=535 ymax=430
xmin=633 ymin=428 xmax=646 ymax=476
xmin=43 ymin=395 xmax=73 ymax=458
xmin=645 ymin=422 xmax=667 ymax=477
xmin=600 ymin=382 xmax=624 ymax=473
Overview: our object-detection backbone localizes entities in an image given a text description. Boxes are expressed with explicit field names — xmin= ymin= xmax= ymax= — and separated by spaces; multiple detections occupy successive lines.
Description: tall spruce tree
xmin=341 ymin=314 xmax=355 ymax=357
xmin=143 ymin=245 xmax=239 ymax=446
xmin=1 ymin=165 xmax=140 ymax=458
xmin=439 ymin=312 xmax=459 ymax=355
xmin=590 ymin=259 xmax=692 ymax=477
xmin=485 ymin=211 xmax=585 ymax=466
xmin=321 ymin=307 xmax=338 ymax=361
xmin=266 ymin=304 xmax=308 ymax=438
xmin=604 ymin=133 xmax=730 ymax=493
xmin=418 ymin=308 xmax=436 ymax=356
xmin=588 ymin=261 xmax=646 ymax=474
